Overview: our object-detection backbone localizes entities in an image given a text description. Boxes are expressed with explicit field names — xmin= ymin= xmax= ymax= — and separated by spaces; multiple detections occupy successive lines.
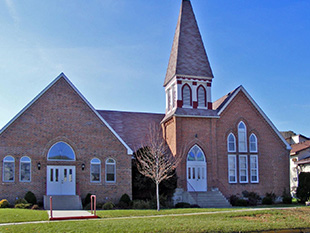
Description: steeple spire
xmin=164 ymin=0 xmax=213 ymax=87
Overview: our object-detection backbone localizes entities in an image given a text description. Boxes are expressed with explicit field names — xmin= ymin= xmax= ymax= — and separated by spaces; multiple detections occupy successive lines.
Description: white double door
xmin=47 ymin=166 xmax=76 ymax=195
xmin=187 ymin=161 xmax=207 ymax=192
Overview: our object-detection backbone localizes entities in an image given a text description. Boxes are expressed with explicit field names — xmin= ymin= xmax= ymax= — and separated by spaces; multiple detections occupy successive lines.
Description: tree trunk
xmin=156 ymin=181 xmax=160 ymax=211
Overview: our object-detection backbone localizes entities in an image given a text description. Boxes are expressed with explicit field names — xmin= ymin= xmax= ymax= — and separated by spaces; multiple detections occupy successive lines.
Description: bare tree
xmin=135 ymin=123 xmax=182 ymax=211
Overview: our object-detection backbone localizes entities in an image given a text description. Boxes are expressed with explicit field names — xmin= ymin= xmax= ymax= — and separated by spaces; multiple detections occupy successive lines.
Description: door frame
xmin=46 ymin=165 xmax=76 ymax=195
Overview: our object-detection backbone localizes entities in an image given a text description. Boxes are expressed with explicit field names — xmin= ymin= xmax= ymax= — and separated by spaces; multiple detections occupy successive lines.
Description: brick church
xmin=0 ymin=0 xmax=290 ymax=208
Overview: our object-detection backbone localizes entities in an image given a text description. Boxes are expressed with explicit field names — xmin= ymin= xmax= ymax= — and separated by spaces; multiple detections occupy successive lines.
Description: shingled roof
xmin=97 ymin=110 xmax=164 ymax=152
xmin=290 ymin=140 xmax=310 ymax=156
xmin=164 ymin=0 xmax=213 ymax=87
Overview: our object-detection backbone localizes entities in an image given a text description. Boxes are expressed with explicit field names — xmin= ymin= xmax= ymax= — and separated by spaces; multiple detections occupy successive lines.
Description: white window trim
xmin=227 ymin=133 xmax=236 ymax=152
xmin=19 ymin=156 xmax=31 ymax=183
xmin=250 ymin=155 xmax=259 ymax=183
xmin=239 ymin=155 xmax=248 ymax=183
xmin=228 ymin=154 xmax=237 ymax=184
xmin=105 ymin=158 xmax=116 ymax=183
xmin=249 ymin=134 xmax=258 ymax=153
xmin=47 ymin=141 xmax=76 ymax=161
xmin=238 ymin=121 xmax=247 ymax=152
xmin=3 ymin=156 xmax=15 ymax=182
xmin=90 ymin=158 xmax=101 ymax=183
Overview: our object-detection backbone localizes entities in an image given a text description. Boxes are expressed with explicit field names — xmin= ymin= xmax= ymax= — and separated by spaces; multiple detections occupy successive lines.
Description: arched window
xmin=197 ymin=85 xmax=206 ymax=107
xmin=187 ymin=145 xmax=205 ymax=162
xmin=106 ymin=158 xmax=116 ymax=183
xmin=90 ymin=158 xmax=101 ymax=183
xmin=3 ymin=156 xmax=14 ymax=182
xmin=238 ymin=121 xmax=247 ymax=152
xmin=20 ymin=156 xmax=31 ymax=182
xmin=47 ymin=142 xmax=75 ymax=161
xmin=182 ymin=84 xmax=192 ymax=107
xmin=227 ymin=133 xmax=236 ymax=152
xmin=249 ymin=134 xmax=258 ymax=152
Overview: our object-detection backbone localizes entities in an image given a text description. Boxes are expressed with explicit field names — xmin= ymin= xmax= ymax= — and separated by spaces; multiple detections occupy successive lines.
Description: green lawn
xmin=0 ymin=209 xmax=48 ymax=223
xmin=0 ymin=207 xmax=309 ymax=232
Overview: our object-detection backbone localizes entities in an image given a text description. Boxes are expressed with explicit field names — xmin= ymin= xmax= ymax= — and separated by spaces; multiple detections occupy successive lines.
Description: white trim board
xmin=0 ymin=73 xmax=133 ymax=155
xmin=217 ymin=85 xmax=291 ymax=150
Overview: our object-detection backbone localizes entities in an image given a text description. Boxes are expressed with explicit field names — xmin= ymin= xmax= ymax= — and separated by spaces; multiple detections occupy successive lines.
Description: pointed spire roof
xmin=164 ymin=0 xmax=214 ymax=86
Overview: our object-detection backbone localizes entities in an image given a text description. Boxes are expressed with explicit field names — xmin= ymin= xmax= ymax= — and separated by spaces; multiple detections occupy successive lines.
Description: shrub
xmin=102 ymin=202 xmax=114 ymax=210
xmin=132 ymin=200 xmax=151 ymax=209
xmin=150 ymin=195 xmax=168 ymax=209
xmin=0 ymin=199 xmax=10 ymax=208
xmin=296 ymin=172 xmax=310 ymax=203
xmin=24 ymin=191 xmax=37 ymax=204
xmin=118 ymin=193 xmax=132 ymax=209
xmin=229 ymin=195 xmax=239 ymax=206
xmin=83 ymin=193 xmax=93 ymax=207
xmin=235 ymin=199 xmax=248 ymax=206
xmin=15 ymin=203 xmax=31 ymax=209
xmin=248 ymin=192 xmax=261 ymax=206
xmin=31 ymin=204 xmax=40 ymax=210
xmin=262 ymin=197 xmax=273 ymax=205
xmin=282 ymin=196 xmax=292 ymax=204
xmin=190 ymin=204 xmax=200 ymax=208
xmin=83 ymin=203 xmax=91 ymax=210
xmin=175 ymin=202 xmax=191 ymax=208
xmin=15 ymin=198 xmax=28 ymax=205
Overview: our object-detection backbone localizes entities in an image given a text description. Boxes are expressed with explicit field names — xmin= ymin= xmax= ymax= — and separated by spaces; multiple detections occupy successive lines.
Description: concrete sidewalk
xmin=47 ymin=210 xmax=98 ymax=220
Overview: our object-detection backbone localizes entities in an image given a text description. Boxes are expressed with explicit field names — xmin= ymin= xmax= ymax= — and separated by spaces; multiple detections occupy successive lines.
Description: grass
xmin=0 ymin=207 xmax=309 ymax=232
xmin=0 ymin=209 xmax=48 ymax=223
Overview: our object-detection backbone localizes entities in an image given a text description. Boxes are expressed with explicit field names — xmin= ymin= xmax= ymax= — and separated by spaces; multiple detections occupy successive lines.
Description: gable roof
xmin=290 ymin=140 xmax=310 ymax=156
xmin=0 ymin=73 xmax=133 ymax=155
xmin=214 ymin=85 xmax=291 ymax=150
xmin=97 ymin=110 xmax=164 ymax=152
xmin=164 ymin=0 xmax=213 ymax=87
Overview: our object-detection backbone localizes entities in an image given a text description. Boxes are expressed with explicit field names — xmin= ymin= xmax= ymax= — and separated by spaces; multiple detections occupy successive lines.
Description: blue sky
xmin=1 ymin=0 xmax=310 ymax=136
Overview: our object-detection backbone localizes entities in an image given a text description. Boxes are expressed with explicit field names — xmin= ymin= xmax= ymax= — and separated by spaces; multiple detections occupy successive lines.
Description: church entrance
xmin=186 ymin=145 xmax=207 ymax=192
xmin=46 ymin=166 xmax=76 ymax=195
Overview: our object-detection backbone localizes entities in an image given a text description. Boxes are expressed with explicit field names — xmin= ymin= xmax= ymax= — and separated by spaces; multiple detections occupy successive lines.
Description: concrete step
xmin=189 ymin=190 xmax=231 ymax=208
xmin=44 ymin=195 xmax=82 ymax=210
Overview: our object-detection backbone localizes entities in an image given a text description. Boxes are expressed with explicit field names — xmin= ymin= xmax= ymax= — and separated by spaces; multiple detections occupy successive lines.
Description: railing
xmin=50 ymin=196 xmax=53 ymax=219
xmin=90 ymin=195 xmax=96 ymax=216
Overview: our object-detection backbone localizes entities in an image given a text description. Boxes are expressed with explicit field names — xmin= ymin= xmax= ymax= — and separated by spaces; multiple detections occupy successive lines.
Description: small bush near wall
xmin=24 ymin=191 xmax=37 ymax=205
xmin=15 ymin=198 xmax=28 ymax=205
xmin=262 ymin=192 xmax=276 ymax=205
xmin=15 ymin=203 xmax=31 ymax=209
xmin=132 ymin=200 xmax=151 ymax=209
xmin=175 ymin=202 xmax=191 ymax=208
xmin=83 ymin=193 xmax=93 ymax=208
xmin=118 ymin=193 xmax=132 ymax=209
xmin=102 ymin=202 xmax=114 ymax=210
xmin=0 ymin=199 xmax=10 ymax=208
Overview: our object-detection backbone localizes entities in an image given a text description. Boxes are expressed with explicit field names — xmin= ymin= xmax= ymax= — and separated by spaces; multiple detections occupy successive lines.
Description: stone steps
xmin=189 ymin=190 xmax=231 ymax=208
xmin=44 ymin=195 xmax=82 ymax=210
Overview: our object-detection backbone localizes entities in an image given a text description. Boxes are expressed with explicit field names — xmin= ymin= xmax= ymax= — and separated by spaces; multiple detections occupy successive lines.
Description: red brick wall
xmin=163 ymin=90 xmax=289 ymax=198
xmin=0 ymin=77 xmax=132 ymax=204
xmin=215 ymin=91 xmax=289 ymax=197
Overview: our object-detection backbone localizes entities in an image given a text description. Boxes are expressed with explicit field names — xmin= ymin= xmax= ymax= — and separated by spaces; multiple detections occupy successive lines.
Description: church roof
xmin=97 ymin=110 xmax=164 ymax=152
xmin=164 ymin=0 xmax=214 ymax=87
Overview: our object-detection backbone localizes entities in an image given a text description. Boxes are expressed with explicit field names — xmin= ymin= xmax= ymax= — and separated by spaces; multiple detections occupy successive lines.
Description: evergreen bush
xmin=24 ymin=191 xmax=37 ymax=204
xmin=132 ymin=200 xmax=151 ymax=209
xmin=118 ymin=193 xmax=131 ymax=209
xmin=175 ymin=202 xmax=191 ymax=208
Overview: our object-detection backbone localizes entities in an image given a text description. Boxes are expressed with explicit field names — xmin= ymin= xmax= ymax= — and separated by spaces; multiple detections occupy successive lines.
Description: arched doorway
xmin=46 ymin=142 xmax=76 ymax=195
xmin=186 ymin=145 xmax=207 ymax=192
